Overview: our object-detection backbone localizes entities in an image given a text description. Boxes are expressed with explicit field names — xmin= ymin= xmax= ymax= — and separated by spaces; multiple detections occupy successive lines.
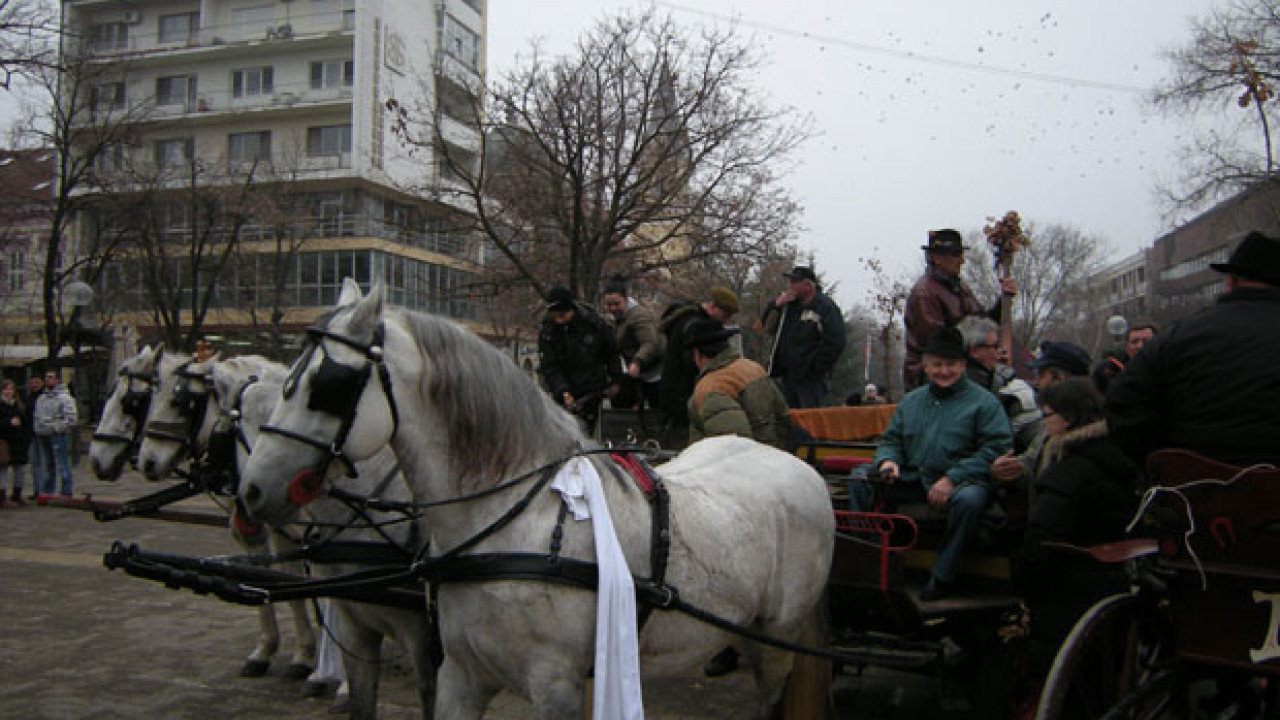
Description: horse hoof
xmin=328 ymin=696 xmax=350 ymax=715
xmin=282 ymin=663 xmax=313 ymax=681
xmin=300 ymin=679 xmax=335 ymax=698
xmin=240 ymin=659 xmax=270 ymax=677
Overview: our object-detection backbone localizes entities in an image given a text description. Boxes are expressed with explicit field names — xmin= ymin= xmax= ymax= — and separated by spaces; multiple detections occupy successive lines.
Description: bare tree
xmin=860 ymin=255 xmax=912 ymax=400
xmin=392 ymin=8 xmax=809 ymax=304
xmin=1152 ymin=0 xmax=1280 ymax=212
xmin=962 ymin=222 xmax=1109 ymax=353
xmin=12 ymin=35 xmax=152 ymax=360
xmin=0 ymin=0 xmax=58 ymax=89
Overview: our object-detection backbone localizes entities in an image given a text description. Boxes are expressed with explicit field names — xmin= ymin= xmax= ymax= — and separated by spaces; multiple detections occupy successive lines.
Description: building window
xmin=154 ymin=137 xmax=194 ymax=168
xmin=443 ymin=15 xmax=479 ymax=69
xmin=306 ymin=124 xmax=352 ymax=157
xmin=7 ymin=250 xmax=24 ymax=293
xmin=232 ymin=66 xmax=274 ymax=98
xmin=94 ymin=144 xmax=125 ymax=173
xmin=158 ymin=12 xmax=199 ymax=44
xmin=231 ymin=4 xmax=275 ymax=38
xmin=90 ymin=82 xmax=126 ymax=111
xmin=310 ymin=59 xmax=354 ymax=90
xmin=228 ymin=131 xmax=271 ymax=162
xmin=156 ymin=75 xmax=197 ymax=107
xmin=90 ymin=22 xmax=129 ymax=50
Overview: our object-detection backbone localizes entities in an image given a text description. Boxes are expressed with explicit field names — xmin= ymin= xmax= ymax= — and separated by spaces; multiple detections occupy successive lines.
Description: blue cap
xmin=1027 ymin=341 xmax=1091 ymax=376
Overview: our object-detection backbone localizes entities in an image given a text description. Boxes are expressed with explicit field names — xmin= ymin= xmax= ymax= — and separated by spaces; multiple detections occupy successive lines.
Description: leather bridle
xmin=260 ymin=322 xmax=400 ymax=479
xmin=92 ymin=366 xmax=155 ymax=449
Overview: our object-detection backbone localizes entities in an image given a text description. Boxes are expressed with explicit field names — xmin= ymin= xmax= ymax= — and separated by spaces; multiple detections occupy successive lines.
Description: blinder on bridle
xmin=196 ymin=375 xmax=259 ymax=494
xmin=261 ymin=322 xmax=400 ymax=480
xmin=143 ymin=360 xmax=212 ymax=450
xmin=92 ymin=366 xmax=155 ymax=448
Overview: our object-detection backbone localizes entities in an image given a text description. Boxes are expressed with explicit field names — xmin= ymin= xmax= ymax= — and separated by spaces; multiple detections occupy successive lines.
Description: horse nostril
xmin=244 ymin=483 xmax=262 ymax=505
xmin=141 ymin=459 xmax=155 ymax=477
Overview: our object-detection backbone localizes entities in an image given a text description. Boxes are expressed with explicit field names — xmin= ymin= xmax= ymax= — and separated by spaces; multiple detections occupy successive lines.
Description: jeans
xmin=35 ymin=434 xmax=73 ymax=496
xmin=29 ymin=436 xmax=48 ymax=495
xmin=847 ymin=473 xmax=992 ymax=584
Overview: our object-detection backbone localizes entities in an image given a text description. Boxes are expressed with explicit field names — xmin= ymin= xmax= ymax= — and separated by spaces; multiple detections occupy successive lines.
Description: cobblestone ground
xmin=0 ymin=462 xmax=956 ymax=720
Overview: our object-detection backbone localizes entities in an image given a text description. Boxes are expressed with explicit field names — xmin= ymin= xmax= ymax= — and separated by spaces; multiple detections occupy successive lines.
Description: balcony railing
xmin=86 ymin=14 xmax=354 ymax=58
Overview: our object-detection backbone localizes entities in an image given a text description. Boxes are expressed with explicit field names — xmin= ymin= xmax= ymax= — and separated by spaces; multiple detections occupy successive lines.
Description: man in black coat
xmin=656 ymin=286 xmax=740 ymax=432
xmin=537 ymin=287 xmax=623 ymax=429
xmin=1107 ymin=231 xmax=1280 ymax=467
xmin=763 ymin=266 xmax=847 ymax=408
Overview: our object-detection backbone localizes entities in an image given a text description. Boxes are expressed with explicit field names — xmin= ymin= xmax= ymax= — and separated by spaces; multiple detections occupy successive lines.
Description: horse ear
xmin=350 ymin=282 xmax=385 ymax=331
xmin=337 ymin=277 xmax=364 ymax=307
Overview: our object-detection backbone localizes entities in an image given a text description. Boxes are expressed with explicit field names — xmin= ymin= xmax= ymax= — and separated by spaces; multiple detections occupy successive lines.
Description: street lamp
xmin=1105 ymin=315 xmax=1129 ymax=348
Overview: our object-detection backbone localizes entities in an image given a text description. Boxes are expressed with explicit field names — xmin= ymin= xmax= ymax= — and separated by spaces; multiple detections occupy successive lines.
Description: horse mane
xmin=395 ymin=308 xmax=585 ymax=486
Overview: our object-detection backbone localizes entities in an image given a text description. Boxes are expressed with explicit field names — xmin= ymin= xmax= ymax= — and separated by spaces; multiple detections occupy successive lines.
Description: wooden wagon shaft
xmin=41 ymin=494 xmax=229 ymax=528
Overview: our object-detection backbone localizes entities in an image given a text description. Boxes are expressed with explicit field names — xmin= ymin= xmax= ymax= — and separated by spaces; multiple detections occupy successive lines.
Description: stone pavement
xmin=0 ymin=462 xmax=953 ymax=719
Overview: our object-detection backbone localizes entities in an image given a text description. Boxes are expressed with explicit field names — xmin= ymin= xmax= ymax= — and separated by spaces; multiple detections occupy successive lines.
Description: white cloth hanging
xmin=550 ymin=456 xmax=644 ymax=720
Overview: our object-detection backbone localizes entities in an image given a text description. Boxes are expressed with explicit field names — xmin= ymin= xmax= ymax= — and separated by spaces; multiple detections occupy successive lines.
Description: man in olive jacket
xmin=602 ymin=278 xmax=665 ymax=409
xmin=686 ymin=318 xmax=792 ymax=450
xmin=849 ymin=326 xmax=1012 ymax=600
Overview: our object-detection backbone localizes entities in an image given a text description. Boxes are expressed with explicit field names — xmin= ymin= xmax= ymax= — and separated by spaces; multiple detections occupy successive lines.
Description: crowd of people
xmin=0 ymin=370 xmax=78 ymax=507
xmin=534 ymin=228 xmax=1279 ymax=709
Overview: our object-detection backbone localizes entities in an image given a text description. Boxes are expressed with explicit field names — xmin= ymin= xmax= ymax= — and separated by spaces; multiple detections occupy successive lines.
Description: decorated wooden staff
xmin=982 ymin=211 xmax=1029 ymax=362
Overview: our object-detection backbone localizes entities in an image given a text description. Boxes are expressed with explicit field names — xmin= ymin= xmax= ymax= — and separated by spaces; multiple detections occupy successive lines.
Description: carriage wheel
xmin=1034 ymin=593 xmax=1178 ymax=720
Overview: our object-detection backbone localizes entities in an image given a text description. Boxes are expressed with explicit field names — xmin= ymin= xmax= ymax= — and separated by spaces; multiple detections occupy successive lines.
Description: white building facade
xmin=61 ymin=0 xmax=487 ymax=347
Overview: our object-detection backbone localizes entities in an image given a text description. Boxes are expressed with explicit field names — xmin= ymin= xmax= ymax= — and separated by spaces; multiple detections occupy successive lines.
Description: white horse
xmin=134 ymin=351 xmax=318 ymax=680
xmin=205 ymin=357 xmax=438 ymax=719
xmin=89 ymin=345 xmax=160 ymax=480
xmin=239 ymin=281 xmax=835 ymax=720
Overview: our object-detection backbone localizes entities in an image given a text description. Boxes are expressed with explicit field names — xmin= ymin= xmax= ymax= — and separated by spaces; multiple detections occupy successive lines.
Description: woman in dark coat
xmin=0 ymin=379 xmax=30 ymax=505
xmin=1012 ymin=377 xmax=1140 ymax=680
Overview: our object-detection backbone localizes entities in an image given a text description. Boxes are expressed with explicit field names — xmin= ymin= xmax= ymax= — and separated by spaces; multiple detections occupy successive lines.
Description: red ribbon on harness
xmin=610 ymin=453 xmax=655 ymax=496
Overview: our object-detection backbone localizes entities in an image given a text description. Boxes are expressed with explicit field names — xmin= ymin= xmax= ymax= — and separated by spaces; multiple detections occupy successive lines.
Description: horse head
xmin=89 ymin=344 xmax=160 ymax=480
xmin=240 ymin=278 xmax=406 ymax=524
xmin=137 ymin=350 xmax=217 ymax=481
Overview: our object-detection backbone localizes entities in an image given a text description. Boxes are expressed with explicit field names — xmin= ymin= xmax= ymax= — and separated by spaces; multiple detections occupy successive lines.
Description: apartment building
xmin=1089 ymin=249 xmax=1150 ymax=328
xmin=60 ymin=0 xmax=487 ymax=352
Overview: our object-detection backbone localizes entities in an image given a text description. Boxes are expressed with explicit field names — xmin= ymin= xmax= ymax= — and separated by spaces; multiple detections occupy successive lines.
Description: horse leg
xmin=434 ymin=658 xmax=498 ymax=720
xmin=405 ymin=625 xmax=440 ymax=719
xmin=282 ymin=599 xmax=317 ymax=679
xmin=749 ymin=605 xmax=831 ymax=720
xmin=241 ymin=604 xmax=280 ymax=677
xmin=339 ymin=618 xmax=383 ymax=720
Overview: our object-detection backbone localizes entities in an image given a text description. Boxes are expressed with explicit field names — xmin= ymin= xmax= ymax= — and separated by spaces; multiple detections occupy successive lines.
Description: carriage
xmin=85 ymin=282 xmax=1280 ymax=719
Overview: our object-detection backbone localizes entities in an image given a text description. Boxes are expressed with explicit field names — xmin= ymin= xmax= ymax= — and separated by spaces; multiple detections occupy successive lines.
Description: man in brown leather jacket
xmin=903 ymin=229 xmax=1017 ymax=390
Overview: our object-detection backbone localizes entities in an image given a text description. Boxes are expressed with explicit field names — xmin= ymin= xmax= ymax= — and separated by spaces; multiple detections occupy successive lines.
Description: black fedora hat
xmin=1210 ymin=231 xmax=1280 ymax=286
xmin=782 ymin=265 xmax=818 ymax=283
xmin=922 ymin=229 xmax=965 ymax=254
xmin=684 ymin=317 xmax=740 ymax=351
xmin=921 ymin=326 xmax=966 ymax=360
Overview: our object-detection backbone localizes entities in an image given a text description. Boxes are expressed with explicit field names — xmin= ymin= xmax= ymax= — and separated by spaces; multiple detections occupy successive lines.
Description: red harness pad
xmin=610 ymin=452 xmax=656 ymax=496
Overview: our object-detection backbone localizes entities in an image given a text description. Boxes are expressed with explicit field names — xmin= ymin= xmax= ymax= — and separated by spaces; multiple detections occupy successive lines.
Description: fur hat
xmin=707 ymin=286 xmax=740 ymax=316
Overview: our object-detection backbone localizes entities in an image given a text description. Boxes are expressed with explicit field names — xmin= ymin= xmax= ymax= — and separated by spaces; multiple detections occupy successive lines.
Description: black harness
xmin=143 ymin=360 xmax=212 ymax=453
xmin=261 ymin=323 xmax=399 ymax=479
xmin=91 ymin=366 xmax=155 ymax=450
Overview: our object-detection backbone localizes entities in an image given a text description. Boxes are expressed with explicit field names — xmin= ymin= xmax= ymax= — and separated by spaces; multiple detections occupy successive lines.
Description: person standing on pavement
xmin=33 ymin=369 xmax=77 ymax=498
xmin=601 ymin=277 xmax=665 ymax=410
xmin=0 ymin=380 xmax=30 ymax=506
xmin=903 ymin=229 xmax=1018 ymax=391
xmin=537 ymin=287 xmax=623 ymax=432
xmin=763 ymin=265 xmax=847 ymax=409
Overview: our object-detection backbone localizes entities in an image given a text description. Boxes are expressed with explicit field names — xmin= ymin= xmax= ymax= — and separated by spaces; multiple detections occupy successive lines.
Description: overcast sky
xmin=489 ymin=0 xmax=1220 ymax=311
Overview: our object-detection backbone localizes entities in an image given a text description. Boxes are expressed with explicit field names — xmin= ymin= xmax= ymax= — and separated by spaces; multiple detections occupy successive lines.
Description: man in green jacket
xmin=849 ymin=326 xmax=1012 ymax=600
xmin=686 ymin=318 xmax=792 ymax=450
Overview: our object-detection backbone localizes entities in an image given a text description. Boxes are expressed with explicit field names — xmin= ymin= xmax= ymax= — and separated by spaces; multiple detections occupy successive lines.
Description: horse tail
xmin=780 ymin=600 xmax=833 ymax=720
